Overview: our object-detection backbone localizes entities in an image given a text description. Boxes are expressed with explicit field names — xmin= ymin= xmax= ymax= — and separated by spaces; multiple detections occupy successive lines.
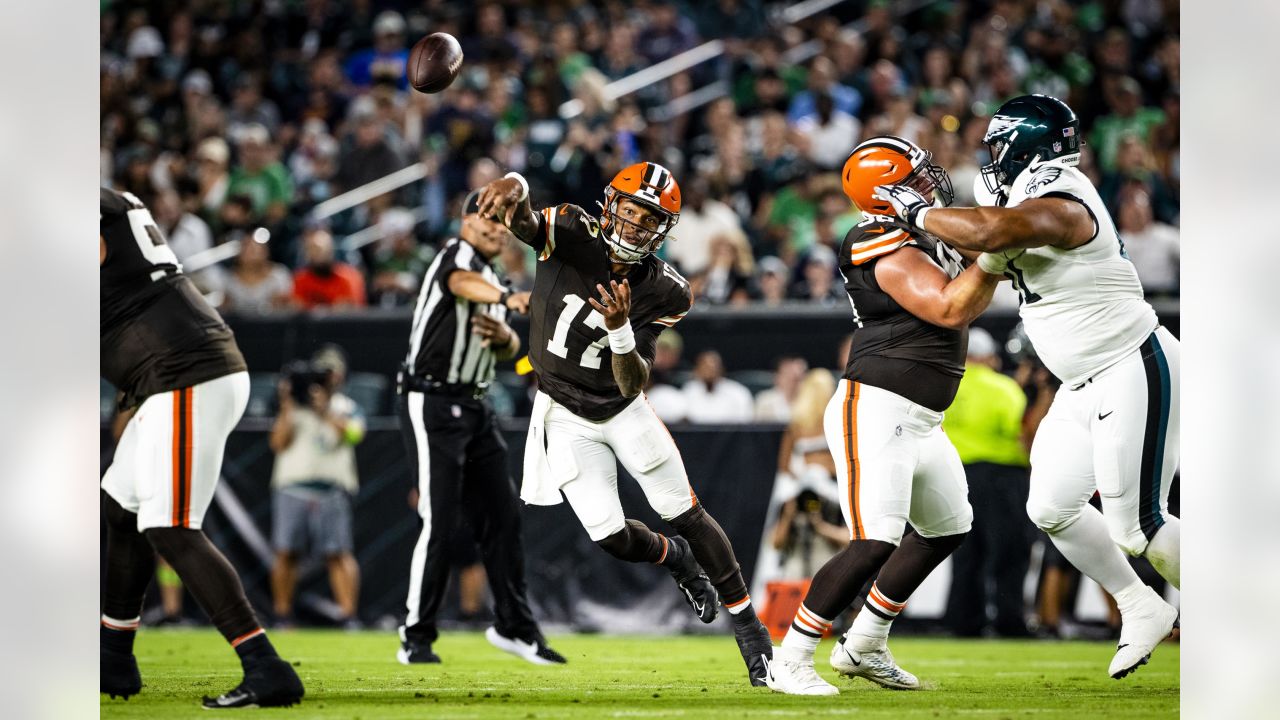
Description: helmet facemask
xmin=599 ymin=189 xmax=679 ymax=264
xmin=902 ymin=148 xmax=955 ymax=208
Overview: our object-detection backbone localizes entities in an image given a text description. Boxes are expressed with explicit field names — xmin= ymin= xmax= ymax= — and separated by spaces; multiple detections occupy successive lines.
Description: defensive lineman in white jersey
xmin=874 ymin=94 xmax=1179 ymax=680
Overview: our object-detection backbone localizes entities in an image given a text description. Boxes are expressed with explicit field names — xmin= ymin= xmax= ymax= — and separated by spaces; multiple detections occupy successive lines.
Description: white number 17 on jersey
xmin=546 ymin=294 xmax=610 ymax=369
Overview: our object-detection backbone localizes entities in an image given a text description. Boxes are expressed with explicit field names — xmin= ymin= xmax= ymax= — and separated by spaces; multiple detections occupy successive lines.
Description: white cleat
xmin=1109 ymin=594 xmax=1178 ymax=679
xmin=484 ymin=627 xmax=567 ymax=666
xmin=830 ymin=635 xmax=920 ymax=690
xmin=765 ymin=646 xmax=840 ymax=696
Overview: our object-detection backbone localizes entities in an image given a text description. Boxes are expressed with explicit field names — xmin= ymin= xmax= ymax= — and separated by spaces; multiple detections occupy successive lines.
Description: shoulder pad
xmin=844 ymin=214 xmax=916 ymax=266
xmin=537 ymin=203 xmax=602 ymax=261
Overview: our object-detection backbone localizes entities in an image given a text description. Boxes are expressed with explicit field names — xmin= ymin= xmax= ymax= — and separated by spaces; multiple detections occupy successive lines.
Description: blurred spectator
xmin=338 ymin=100 xmax=407 ymax=193
xmin=499 ymin=241 xmax=534 ymax=293
xmin=698 ymin=233 xmax=755 ymax=306
xmin=227 ymin=124 xmax=294 ymax=227
xmin=865 ymin=89 xmax=928 ymax=145
xmin=638 ymin=3 xmax=699 ymax=64
xmin=193 ymin=137 xmax=231 ymax=221
xmin=792 ymin=92 xmax=862 ymax=170
xmin=755 ymin=256 xmax=790 ymax=307
xmin=754 ymin=355 xmax=809 ymax=423
xmin=942 ymin=328 xmax=1034 ymax=638
xmin=214 ymin=237 xmax=294 ymax=314
xmin=345 ymin=10 xmax=410 ymax=90
xmin=1090 ymin=77 xmax=1166 ymax=172
xmin=768 ymin=369 xmax=845 ymax=579
xmin=292 ymin=229 xmax=367 ymax=309
xmin=787 ymin=56 xmax=862 ymax=125
xmin=1116 ymin=187 xmax=1179 ymax=296
xmin=789 ymin=245 xmax=843 ymax=305
xmin=369 ymin=208 xmax=433 ymax=308
xmin=666 ymin=175 xmax=745 ymax=276
xmin=151 ymin=188 xmax=212 ymax=267
xmin=646 ymin=329 xmax=688 ymax=423
xmin=227 ymin=76 xmax=282 ymax=140
xmin=269 ymin=345 xmax=365 ymax=627
xmin=682 ymin=350 xmax=753 ymax=424
xmin=1097 ymin=134 xmax=1178 ymax=225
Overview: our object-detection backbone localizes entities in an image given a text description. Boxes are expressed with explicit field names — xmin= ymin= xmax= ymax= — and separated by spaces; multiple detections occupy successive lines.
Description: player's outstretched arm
xmin=476 ymin=173 xmax=540 ymax=247
xmin=588 ymin=279 xmax=649 ymax=398
xmin=874 ymin=246 xmax=1002 ymax=330
xmin=873 ymin=185 xmax=1094 ymax=253
xmin=447 ymin=271 xmax=530 ymax=314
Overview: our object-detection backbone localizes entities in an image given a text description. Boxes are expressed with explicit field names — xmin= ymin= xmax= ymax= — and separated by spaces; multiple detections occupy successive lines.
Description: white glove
xmin=872 ymin=184 xmax=932 ymax=229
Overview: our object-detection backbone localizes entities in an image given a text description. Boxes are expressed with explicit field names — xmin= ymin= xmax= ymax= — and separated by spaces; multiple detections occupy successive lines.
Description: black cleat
xmin=733 ymin=618 xmax=774 ymax=687
xmin=665 ymin=536 xmax=719 ymax=624
xmin=202 ymin=657 xmax=304 ymax=709
xmin=397 ymin=639 xmax=441 ymax=664
xmin=101 ymin=648 xmax=143 ymax=700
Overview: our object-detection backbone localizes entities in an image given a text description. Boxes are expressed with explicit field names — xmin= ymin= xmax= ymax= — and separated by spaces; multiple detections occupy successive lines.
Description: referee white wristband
xmin=607 ymin=321 xmax=636 ymax=355
xmin=503 ymin=172 xmax=529 ymax=202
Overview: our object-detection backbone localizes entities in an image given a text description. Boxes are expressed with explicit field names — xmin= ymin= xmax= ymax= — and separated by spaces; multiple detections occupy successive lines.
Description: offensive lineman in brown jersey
xmin=764 ymin=137 xmax=1003 ymax=695
xmin=100 ymin=188 xmax=304 ymax=708
xmin=476 ymin=163 xmax=774 ymax=686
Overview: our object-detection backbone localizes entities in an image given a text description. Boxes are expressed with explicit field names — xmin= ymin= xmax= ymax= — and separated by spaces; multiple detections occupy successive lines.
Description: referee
xmin=396 ymin=192 xmax=565 ymax=666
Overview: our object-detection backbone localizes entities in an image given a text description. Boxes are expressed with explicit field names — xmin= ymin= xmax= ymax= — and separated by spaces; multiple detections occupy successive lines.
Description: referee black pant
xmin=398 ymin=389 xmax=541 ymax=645
xmin=945 ymin=462 xmax=1034 ymax=636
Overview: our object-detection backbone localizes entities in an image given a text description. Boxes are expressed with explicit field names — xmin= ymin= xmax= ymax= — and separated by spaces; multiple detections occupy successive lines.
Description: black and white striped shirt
xmin=404 ymin=238 xmax=508 ymax=387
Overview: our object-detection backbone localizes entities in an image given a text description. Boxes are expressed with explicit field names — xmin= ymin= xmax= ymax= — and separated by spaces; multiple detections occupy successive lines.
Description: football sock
xmin=847 ymin=584 xmax=905 ymax=648
xmin=780 ymin=603 xmax=832 ymax=657
xmin=1144 ymin=516 xmax=1180 ymax=589
xmin=596 ymin=519 xmax=666 ymax=563
xmin=848 ymin=531 xmax=966 ymax=646
xmin=1042 ymin=503 xmax=1142 ymax=596
xmin=232 ymin=629 xmax=279 ymax=667
xmin=101 ymin=616 xmax=140 ymax=655
xmin=145 ymin=527 xmax=278 ymax=665
xmin=102 ymin=494 xmax=157 ymax=624
xmin=800 ymin=539 xmax=897 ymax=618
xmin=669 ymin=504 xmax=749 ymax=606
xmin=725 ymin=596 xmax=752 ymax=615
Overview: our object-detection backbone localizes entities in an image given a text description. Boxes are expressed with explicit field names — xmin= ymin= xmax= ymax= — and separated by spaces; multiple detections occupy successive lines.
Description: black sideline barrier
xmin=102 ymin=421 xmax=784 ymax=631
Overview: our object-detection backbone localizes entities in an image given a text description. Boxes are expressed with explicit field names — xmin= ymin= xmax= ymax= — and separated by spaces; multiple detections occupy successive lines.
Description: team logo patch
xmin=985 ymin=114 xmax=1024 ymax=139
xmin=1025 ymin=167 xmax=1062 ymax=195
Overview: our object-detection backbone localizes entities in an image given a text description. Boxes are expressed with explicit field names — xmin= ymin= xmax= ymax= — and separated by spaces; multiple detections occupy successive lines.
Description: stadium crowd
xmin=100 ymin=0 xmax=1181 ymax=314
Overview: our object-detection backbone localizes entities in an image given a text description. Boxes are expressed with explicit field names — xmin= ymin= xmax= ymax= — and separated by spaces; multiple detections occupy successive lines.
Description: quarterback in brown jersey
xmin=476 ymin=163 xmax=773 ymax=686
xmin=100 ymin=188 xmax=303 ymax=708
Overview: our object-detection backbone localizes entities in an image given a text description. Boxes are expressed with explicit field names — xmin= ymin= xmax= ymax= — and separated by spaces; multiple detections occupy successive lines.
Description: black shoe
xmin=397 ymin=640 xmax=441 ymax=664
xmin=202 ymin=657 xmax=304 ymax=709
xmin=101 ymin=647 xmax=142 ymax=700
xmin=666 ymin=536 xmax=719 ymax=624
xmin=733 ymin=618 xmax=774 ymax=687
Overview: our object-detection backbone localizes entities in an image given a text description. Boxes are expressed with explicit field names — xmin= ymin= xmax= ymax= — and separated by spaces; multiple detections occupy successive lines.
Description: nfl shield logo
xmin=1053 ymin=141 xmax=1063 ymax=152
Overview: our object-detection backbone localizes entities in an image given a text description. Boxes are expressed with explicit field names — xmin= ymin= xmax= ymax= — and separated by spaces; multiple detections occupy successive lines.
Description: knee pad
xmin=1025 ymin=496 xmax=1079 ymax=534
xmin=1105 ymin=520 xmax=1149 ymax=557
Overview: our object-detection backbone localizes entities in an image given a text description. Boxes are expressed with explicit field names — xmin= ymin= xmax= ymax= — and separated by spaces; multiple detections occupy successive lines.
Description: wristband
xmin=607 ymin=320 xmax=636 ymax=355
xmin=503 ymin=172 xmax=529 ymax=202
xmin=913 ymin=205 xmax=931 ymax=230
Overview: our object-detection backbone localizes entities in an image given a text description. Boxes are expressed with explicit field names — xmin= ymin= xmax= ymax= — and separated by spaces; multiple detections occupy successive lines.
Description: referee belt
xmin=400 ymin=372 xmax=489 ymax=400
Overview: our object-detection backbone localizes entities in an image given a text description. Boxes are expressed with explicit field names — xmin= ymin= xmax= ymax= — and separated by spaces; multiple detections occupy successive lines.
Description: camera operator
xmin=268 ymin=344 xmax=365 ymax=627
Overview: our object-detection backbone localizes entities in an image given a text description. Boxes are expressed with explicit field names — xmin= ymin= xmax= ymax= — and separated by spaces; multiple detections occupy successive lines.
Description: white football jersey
xmin=984 ymin=162 xmax=1158 ymax=387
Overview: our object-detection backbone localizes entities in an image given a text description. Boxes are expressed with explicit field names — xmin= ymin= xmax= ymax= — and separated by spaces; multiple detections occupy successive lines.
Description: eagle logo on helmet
xmin=599 ymin=162 xmax=681 ymax=264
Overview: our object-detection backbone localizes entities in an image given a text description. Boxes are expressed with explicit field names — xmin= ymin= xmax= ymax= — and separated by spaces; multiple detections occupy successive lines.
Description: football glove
xmin=873 ymin=184 xmax=932 ymax=229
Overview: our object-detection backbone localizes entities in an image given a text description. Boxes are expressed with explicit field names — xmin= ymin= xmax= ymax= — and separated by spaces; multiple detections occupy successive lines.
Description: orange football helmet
xmin=841 ymin=135 xmax=954 ymax=215
xmin=600 ymin=162 xmax=681 ymax=263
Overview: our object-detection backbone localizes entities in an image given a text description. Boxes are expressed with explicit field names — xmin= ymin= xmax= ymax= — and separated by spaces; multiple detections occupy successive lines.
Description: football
xmin=408 ymin=32 xmax=463 ymax=94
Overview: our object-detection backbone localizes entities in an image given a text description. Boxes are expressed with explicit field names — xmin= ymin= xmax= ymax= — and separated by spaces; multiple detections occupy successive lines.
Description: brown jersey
xmin=101 ymin=188 xmax=246 ymax=407
xmin=522 ymin=203 xmax=691 ymax=420
xmin=837 ymin=213 xmax=968 ymax=411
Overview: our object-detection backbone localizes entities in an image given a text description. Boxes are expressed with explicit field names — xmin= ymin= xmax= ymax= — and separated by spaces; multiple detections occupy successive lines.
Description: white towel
xmin=520 ymin=391 xmax=564 ymax=506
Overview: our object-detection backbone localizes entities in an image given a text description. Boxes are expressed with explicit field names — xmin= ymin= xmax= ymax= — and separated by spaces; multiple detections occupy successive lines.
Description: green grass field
xmin=103 ymin=629 xmax=1178 ymax=718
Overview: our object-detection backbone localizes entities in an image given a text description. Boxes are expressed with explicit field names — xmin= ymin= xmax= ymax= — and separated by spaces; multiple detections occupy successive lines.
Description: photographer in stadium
xmin=268 ymin=344 xmax=365 ymax=628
